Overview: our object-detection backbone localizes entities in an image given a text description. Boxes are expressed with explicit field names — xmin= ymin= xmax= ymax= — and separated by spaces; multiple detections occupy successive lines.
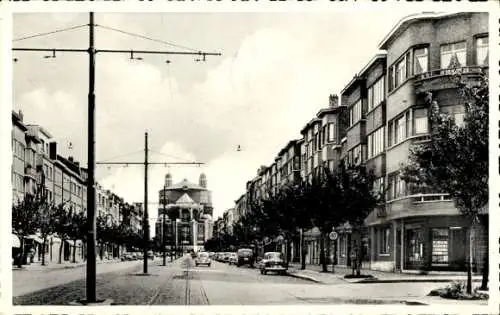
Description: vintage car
xmin=259 ymin=252 xmax=287 ymax=275
xmin=228 ymin=252 xmax=238 ymax=265
xmin=236 ymin=248 xmax=255 ymax=267
xmin=195 ymin=251 xmax=211 ymax=267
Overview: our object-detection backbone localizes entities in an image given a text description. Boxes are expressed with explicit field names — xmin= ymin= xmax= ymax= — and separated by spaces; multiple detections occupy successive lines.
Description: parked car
xmin=223 ymin=252 xmax=232 ymax=263
xmin=228 ymin=253 xmax=238 ymax=265
xmin=236 ymin=248 xmax=254 ymax=267
xmin=259 ymin=252 xmax=287 ymax=275
xmin=195 ymin=252 xmax=211 ymax=267
xmin=121 ymin=253 xmax=133 ymax=261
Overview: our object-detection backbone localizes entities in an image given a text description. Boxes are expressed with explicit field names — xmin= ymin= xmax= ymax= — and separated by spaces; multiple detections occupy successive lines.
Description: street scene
xmin=10 ymin=10 xmax=492 ymax=307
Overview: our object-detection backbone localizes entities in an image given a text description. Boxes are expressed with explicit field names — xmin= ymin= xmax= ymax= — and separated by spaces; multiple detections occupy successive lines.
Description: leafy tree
xmin=67 ymin=210 xmax=86 ymax=263
xmin=401 ymin=71 xmax=488 ymax=293
xmin=12 ymin=195 xmax=41 ymax=268
xmin=52 ymin=204 xmax=73 ymax=264
xmin=38 ymin=202 xmax=57 ymax=266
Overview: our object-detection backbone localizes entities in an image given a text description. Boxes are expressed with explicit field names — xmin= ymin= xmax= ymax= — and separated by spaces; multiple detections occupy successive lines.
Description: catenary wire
xmin=95 ymin=24 xmax=201 ymax=53
xmin=13 ymin=24 xmax=88 ymax=42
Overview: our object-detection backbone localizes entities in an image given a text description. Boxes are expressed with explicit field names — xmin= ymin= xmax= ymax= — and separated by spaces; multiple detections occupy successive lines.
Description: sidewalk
xmin=13 ymin=258 xmax=125 ymax=272
xmin=287 ymin=263 xmax=483 ymax=284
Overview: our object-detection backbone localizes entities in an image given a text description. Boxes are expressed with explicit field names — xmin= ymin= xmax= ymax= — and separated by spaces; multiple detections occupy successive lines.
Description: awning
xmin=12 ymin=234 xmax=21 ymax=248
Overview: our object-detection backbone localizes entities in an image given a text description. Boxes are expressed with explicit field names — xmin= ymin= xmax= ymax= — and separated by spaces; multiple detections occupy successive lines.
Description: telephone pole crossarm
xmin=96 ymin=162 xmax=204 ymax=165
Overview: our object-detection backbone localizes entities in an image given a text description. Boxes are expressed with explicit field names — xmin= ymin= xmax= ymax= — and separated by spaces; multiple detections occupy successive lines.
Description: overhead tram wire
xmin=95 ymin=24 xmax=205 ymax=53
xmin=148 ymin=149 xmax=199 ymax=164
xmin=13 ymin=24 xmax=88 ymax=42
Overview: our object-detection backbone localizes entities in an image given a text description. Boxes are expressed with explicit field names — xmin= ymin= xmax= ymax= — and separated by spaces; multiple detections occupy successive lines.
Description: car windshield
xmin=238 ymin=249 xmax=253 ymax=256
xmin=199 ymin=252 xmax=208 ymax=258
xmin=265 ymin=252 xmax=283 ymax=260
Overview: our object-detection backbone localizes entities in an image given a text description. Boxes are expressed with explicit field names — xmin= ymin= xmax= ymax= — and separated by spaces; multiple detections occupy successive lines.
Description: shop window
xmin=406 ymin=229 xmax=424 ymax=264
xmin=339 ymin=236 xmax=347 ymax=257
xmin=379 ymin=227 xmax=390 ymax=254
xmin=432 ymin=228 xmax=449 ymax=265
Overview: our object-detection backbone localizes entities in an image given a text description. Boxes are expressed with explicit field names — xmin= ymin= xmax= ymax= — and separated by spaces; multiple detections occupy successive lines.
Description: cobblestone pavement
xmin=12 ymin=255 xmax=489 ymax=306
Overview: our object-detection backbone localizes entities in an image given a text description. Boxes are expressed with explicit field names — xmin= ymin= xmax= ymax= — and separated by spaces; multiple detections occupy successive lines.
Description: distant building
xmin=155 ymin=173 xmax=214 ymax=252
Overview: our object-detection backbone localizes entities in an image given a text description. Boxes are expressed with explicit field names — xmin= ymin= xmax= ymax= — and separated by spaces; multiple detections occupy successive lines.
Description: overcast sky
xmin=13 ymin=11 xmax=424 ymax=223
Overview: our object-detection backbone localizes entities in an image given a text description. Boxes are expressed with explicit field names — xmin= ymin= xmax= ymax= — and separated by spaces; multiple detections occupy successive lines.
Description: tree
xmin=401 ymin=71 xmax=488 ymax=293
xmin=67 ymin=211 xmax=86 ymax=263
xmin=12 ymin=195 xmax=41 ymax=268
xmin=52 ymin=203 xmax=73 ymax=264
xmin=38 ymin=202 xmax=57 ymax=266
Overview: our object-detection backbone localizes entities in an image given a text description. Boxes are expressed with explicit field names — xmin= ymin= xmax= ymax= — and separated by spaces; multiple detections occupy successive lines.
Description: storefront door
xmin=449 ymin=227 xmax=466 ymax=270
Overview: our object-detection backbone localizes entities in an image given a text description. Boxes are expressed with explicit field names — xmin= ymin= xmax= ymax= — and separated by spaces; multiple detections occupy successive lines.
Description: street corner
xmin=286 ymin=271 xmax=323 ymax=283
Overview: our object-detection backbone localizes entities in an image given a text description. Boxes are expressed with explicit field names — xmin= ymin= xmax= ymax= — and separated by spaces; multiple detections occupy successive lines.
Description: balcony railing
xmin=413 ymin=66 xmax=485 ymax=82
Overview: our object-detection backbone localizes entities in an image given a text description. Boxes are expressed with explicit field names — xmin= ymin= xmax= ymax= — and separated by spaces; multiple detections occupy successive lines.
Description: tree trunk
xmin=17 ymin=235 xmax=24 ymax=268
xmin=320 ymin=231 xmax=327 ymax=272
xmin=300 ymin=229 xmax=306 ymax=270
xmin=41 ymin=237 xmax=46 ymax=266
xmin=467 ymin=225 xmax=474 ymax=294
xmin=72 ymin=239 xmax=77 ymax=263
xmin=58 ymin=238 xmax=64 ymax=264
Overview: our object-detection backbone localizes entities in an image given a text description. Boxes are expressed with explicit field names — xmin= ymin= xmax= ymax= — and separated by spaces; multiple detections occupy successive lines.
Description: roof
xmin=300 ymin=117 xmax=321 ymax=134
xmin=378 ymin=12 xmax=467 ymax=50
xmin=167 ymin=178 xmax=206 ymax=190
xmin=26 ymin=124 xmax=53 ymax=139
xmin=176 ymin=193 xmax=196 ymax=205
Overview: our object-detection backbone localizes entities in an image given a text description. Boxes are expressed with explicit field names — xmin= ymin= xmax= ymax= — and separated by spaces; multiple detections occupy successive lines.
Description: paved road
xmin=13 ymin=255 xmax=487 ymax=305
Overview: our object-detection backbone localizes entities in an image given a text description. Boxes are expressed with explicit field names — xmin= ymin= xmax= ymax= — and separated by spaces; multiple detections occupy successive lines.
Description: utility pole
xmin=143 ymin=132 xmax=149 ymax=274
xmin=13 ymin=12 xmax=220 ymax=304
xmin=162 ymin=185 xmax=167 ymax=266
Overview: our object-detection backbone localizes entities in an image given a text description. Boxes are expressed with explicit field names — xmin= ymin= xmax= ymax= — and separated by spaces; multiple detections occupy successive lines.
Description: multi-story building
xmin=336 ymin=54 xmax=387 ymax=268
xmin=12 ymin=110 xmax=27 ymax=203
xmin=362 ymin=12 xmax=488 ymax=272
xmin=231 ymin=12 xmax=488 ymax=274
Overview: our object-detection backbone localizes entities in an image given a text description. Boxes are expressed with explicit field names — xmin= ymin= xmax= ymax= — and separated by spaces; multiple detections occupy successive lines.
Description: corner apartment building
xmin=360 ymin=12 xmax=489 ymax=272
xmin=12 ymin=110 xmax=27 ymax=203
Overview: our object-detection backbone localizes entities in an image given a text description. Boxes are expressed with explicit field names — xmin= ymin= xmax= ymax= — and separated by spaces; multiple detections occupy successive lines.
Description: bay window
xmin=327 ymin=123 xmax=336 ymax=142
xmin=413 ymin=108 xmax=428 ymax=134
xmin=413 ymin=47 xmax=429 ymax=74
xmin=476 ymin=36 xmax=488 ymax=66
xmin=440 ymin=41 xmax=466 ymax=69
xmin=395 ymin=58 xmax=406 ymax=87
xmin=368 ymin=77 xmax=385 ymax=111
xmin=367 ymin=126 xmax=385 ymax=158
xmin=394 ymin=115 xmax=406 ymax=144
xmin=349 ymin=100 xmax=362 ymax=126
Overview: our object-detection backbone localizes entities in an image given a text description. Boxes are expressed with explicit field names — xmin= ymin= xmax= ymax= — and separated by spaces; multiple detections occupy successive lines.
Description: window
xmin=441 ymin=41 xmax=466 ymax=69
xmin=372 ymin=177 xmax=385 ymax=199
xmin=367 ymin=127 xmax=385 ymax=158
xmin=414 ymin=108 xmax=428 ymax=134
xmin=368 ymin=77 xmax=385 ymax=111
xmin=476 ymin=37 xmax=488 ymax=66
xmin=454 ymin=112 xmax=465 ymax=127
xmin=327 ymin=123 xmax=336 ymax=142
xmin=349 ymin=100 xmax=362 ymax=126
xmin=432 ymin=228 xmax=449 ymax=265
xmin=395 ymin=58 xmax=406 ymax=87
xmin=414 ymin=47 xmax=429 ymax=74
xmin=389 ymin=67 xmax=395 ymax=91
xmin=394 ymin=115 xmax=406 ymax=144
xmin=339 ymin=236 xmax=347 ymax=257
xmin=379 ymin=228 xmax=390 ymax=254
xmin=394 ymin=175 xmax=406 ymax=198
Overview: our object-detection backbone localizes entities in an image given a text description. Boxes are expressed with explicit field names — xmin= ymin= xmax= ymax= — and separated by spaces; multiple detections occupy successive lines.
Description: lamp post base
xmin=69 ymin=298 xmax=114 ymax=306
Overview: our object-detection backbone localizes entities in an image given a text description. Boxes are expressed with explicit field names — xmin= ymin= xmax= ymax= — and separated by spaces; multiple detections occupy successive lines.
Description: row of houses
xmin=11 ymin=109 xmax=144 ymax=265
xmin=227 ymin=12 xmax=489 ymax=273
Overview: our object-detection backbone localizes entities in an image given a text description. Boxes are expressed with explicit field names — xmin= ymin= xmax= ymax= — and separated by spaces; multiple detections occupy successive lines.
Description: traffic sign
xmin=329 ymin=231 xmax=338 ymax=240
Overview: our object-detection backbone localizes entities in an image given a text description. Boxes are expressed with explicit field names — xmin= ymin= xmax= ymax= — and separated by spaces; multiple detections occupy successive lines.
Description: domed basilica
xmin=155 ymin=173 xmax=214 ymax=252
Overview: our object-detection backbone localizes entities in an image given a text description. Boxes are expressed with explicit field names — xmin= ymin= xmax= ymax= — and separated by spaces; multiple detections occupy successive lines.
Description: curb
xmin=355 ymin=278 xmax=483 ymax=284
xmin=286 ymin=272 xmax=323 ymax=283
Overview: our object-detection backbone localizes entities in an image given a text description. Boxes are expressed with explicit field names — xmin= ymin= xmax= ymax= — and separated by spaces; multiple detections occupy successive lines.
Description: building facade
xmin=155 ymin=173 xmax=214 ymax=253
xmin=232 ymin=12 xmax=489 ymax=273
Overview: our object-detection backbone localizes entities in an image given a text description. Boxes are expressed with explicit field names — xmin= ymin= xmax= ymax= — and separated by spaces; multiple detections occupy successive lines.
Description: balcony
xmin=24 ymin=166 xmax=37 ymax=180
xmin=413 ymin=66 xmax=485 ymax=94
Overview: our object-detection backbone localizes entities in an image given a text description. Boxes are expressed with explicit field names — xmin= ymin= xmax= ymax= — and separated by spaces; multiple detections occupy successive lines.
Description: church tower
xmin=165 ymin=172 xmax=172 ymax=187
xmin=199 ymin=173 xmax=207 ymax=188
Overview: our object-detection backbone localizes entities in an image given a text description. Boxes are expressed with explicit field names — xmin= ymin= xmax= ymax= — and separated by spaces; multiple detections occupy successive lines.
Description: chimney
xmin=329 ymin=94 xmax=339 ymax=107
xmin=68 ymin=156 xmax=74 ymax=162
xmin=75 ymin=161 xmax=80 ymax=167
